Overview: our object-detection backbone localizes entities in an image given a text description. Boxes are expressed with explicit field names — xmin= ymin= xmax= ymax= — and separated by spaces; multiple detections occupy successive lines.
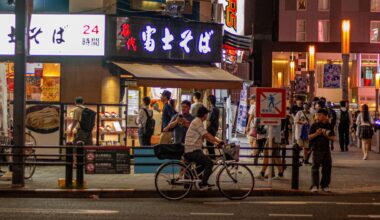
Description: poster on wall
xmin=25 ymin=105 xmax=60 ymax=134
xmin=0 ymin=64 xmax=8 ymax=133
xmin=295 ymin=74 xmax=308 ymax=94
xmin=323 ymin=64 xmax=341 ymax=88
xmin=297 ymin=0 xmax=307 ymax=11
xmin=236 ymin=84 xmax=248 ymax=134
xmin=41 ymin=77 xmax=60 ymax=101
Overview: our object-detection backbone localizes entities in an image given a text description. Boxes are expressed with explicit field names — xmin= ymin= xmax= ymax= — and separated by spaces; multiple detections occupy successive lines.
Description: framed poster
xmin=323 ymin=64 xmax=341 ymax=88
xmin=295 ymin=74 xmax=308 ymax=94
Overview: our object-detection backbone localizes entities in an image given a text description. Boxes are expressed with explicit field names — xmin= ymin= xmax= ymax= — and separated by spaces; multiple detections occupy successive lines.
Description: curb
xmin=0 ymin=188 xmax=378 ymax=198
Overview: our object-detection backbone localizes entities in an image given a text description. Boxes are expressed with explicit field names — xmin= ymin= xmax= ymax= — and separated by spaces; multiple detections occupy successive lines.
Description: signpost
xmin=255 ymin=88 xmax=286 ymax=187
xmin=85 ymin=147 xmax=131 ymax=174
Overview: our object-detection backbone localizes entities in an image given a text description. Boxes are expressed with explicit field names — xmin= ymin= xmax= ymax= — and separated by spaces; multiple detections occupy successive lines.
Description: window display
xmin=99 ymin=105 xmax=126 ymax=146
xmin=361 ymin=66 xmax=376 ymax=87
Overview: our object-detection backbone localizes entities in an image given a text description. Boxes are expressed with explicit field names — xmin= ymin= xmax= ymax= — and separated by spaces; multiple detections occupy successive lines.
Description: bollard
xmin=65 ymin=143 xmax=73 ymax=188
xmin=76 ymin=141 xmax=84 ymax=188
xmin=291 ymin=144 xmax=300 ymax=190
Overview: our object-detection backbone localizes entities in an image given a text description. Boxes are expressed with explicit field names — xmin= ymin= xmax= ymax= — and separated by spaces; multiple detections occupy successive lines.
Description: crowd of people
xmin=245 ymin=95 xmax=376 ymax=192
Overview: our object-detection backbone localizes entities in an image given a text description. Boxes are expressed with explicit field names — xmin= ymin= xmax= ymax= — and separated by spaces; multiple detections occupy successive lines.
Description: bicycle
xmin=0 ymin=131 xmax=37 ymax=180
xmin=154 ymin=143 xmax=254 ymax=201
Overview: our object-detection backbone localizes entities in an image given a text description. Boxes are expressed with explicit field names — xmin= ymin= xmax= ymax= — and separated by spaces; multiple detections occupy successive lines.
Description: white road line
xmin=0 ymin=208 xmax=119 ymax=215
xmin=269 ymin=214 xmax=313 ymax=218
xmin=348 ymin=215 xmax=380 ymax=218
xmin=190 ymin=212 xmax=234 ymax=216
xmin=204 ymin=201 xmax=380 ymax=206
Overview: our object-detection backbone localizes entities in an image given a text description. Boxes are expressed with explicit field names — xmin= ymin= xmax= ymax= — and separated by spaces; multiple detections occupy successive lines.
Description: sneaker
xmin=322 ymin=187 xmax=331 ymax=193
xmin=303 ymin=161 xmax=311 ymax=165
xmin=198 ymin=183 xmax=214 ymax=191
xmin=256 ymin=172 xmax=265 ymax=180
xmin=310 ymin=186 xmax=318 ymax=193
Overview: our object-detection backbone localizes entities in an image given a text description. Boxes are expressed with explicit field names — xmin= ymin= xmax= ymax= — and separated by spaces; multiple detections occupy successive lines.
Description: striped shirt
xmin=185 ymin=117 xmax=208 ymax=153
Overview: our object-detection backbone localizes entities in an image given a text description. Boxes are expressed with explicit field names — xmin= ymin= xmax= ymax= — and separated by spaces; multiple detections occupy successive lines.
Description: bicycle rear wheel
xmin=24 ymin=152 xmax=36 ymax=180
xmin=217 ymin=164 xmax=254 ymax=200
xmin=155 ymin=162 xmax=193 ymax=201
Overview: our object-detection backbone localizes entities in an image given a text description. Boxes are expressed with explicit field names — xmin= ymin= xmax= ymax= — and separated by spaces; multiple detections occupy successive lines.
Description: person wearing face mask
xmin=294 ymin=103 xmax=313 ymax=164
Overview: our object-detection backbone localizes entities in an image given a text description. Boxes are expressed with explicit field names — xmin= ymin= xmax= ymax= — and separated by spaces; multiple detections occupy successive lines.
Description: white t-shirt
xmin=294 ymin=110 xmax=313 ymax=141
xmin=248 ymin=104 xmax=256 ymax=128
xmin=185 ymin=117 xmax=208 ymax=153
xmin=356 ymin=113 xmax=374 ymax=127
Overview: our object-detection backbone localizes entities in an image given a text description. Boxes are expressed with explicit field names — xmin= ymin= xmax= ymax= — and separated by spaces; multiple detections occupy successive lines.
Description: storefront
xmin=107 ymin=16 xmax=243 ymax=146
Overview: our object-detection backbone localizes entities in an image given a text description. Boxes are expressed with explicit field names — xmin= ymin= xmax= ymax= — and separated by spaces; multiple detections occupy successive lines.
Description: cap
xmin=161 ymin=90 xmax=172 ymax=99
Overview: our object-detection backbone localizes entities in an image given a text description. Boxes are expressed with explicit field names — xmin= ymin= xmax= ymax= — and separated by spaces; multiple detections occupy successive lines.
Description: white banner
xmin=219 ymin=0 xmax=245 ymax=36
xmin=0 ymin=64 xmax=8 ymax=134
xmin=0 ymin=14 xmax=105 ymax=56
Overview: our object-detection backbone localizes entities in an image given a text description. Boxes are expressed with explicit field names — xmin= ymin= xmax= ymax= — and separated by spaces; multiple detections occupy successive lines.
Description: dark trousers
xmin=311 ymin=150 xmax=332 ymax=188
xmin=184 ymin=150 xmax=213 ymax=185
xmin=206 ymin=130 xmax=217 ymax=159
xmin=138 ymin=128 xmax=151 ymax=146
xmin=338 ymin=125 xmax=350 ymax=151
xmin=254 ymin=138 xmax=266 ymax=165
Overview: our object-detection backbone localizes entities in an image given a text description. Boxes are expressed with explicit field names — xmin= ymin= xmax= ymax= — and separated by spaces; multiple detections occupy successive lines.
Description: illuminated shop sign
xmin=116 ymin=17 xmax=223 ymax=63
xmin=220 ymin=0 xmax=245 ymax=36
xmin=0 ymin=14 xmax=105 ymax=56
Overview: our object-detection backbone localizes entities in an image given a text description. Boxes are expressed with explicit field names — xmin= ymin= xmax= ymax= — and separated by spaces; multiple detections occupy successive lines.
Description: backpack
xmin=328 ymin=108 xmax=337 ymax=126
xmin=143 ymin=108 xmax=155 ymax=137
xmin=154 ymin=143 xmax=184 ymax=160
xmin=300 ymin=111 xmax=310 ymax=140
xmin=79 ymin=107 xmax=96 ymax=132
xmin=340 ymin=110 xmax=350 ymax=128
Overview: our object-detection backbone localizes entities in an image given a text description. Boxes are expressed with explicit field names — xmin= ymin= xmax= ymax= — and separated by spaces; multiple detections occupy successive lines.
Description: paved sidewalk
xmin=0 ymin=137 xmax=379 ymax=197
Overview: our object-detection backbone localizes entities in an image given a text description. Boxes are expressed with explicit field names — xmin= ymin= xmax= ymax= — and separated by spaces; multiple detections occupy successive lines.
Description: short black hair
xmin=161 ymin=90 xmax=172 ymax=99
xmin=75 ymin=96 xmax=83 ymax=104
xmin=181 ymin=100 xmax=191 ymax=107
xmin=317 ymin=100 xmax=326 ymax=108
xmin=197 ymin=106 xmax=210 ymax=117
xmin=317 ymin=108 xmax=329 ymax=116
xmin=340 ymin=100 xmax=347 ymax=108
xmin=142 ymin=96 xmax=151 ymax=106
xmin=207 ymin=95 xmax=216 ymax=105
xmin=313 ymin=97 xmax=320 ymax=102
xmin=193 ymin=91 xmax=201 ymax=100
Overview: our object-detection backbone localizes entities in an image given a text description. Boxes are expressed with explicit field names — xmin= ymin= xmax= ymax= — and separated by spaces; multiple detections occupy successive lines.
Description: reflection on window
xmin=361 ymin=66 xmax=376 ymax=87
xmin=370 ymin=21 xmax=380 ymax=43
xmin=296 ymin=19 xmax=306 ymax=42
xmin=318 ymin=0 xmax=330 ymax=11
xmin=318 ymin=20 xmax=330 ymax=42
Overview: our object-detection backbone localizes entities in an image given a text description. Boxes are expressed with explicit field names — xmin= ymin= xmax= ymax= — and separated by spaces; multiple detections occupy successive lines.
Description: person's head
xmin=197 ymin=106 xmax=210 ymax=121
xmin=327 ymin=101 xmax=332 ymax=108
xmin=303 ymin=103 xmax=310 ymax=111
xmin=317 ymin=108 xmax=330 ymax=123
xmin=286 ymin=107 xmax=291 ymax=114
xmin=207 ymin=95 xmax=216 ymax=107
xmin=192 ymin=92 xmax=201 ymax=103
xmin=316 ymin=100 xmax=326 ymax=110
xmin=181 ymin=100 xmax=191 ymax=115
xmin=340 ymin=100 xmax=347 ymax=108
xmin=361 ymin=104 xmax=370 ymax=122
xmin=142 ymin=96 xmax=151 ymax=106
xmin=250 ymin=95 xmax=256 ymax=105
xmin=320 ymin=97 xmax=327 ymax=103
xmin=161 ymin=90 xmax=171 ymax=102
xmin=296 ymin=97 xmax=303 ymax=107
xmin=75 ymin=96 xmax=83 ymax=105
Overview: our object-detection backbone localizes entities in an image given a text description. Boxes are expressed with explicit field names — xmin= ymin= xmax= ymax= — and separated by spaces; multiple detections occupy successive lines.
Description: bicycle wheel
xmin=216 ymin=164 xmax=254 ymax=200
xmin=24 ymin=152 xmax=36 ymax=180
xmin=155 ymin=162 xmax=193 ymax=201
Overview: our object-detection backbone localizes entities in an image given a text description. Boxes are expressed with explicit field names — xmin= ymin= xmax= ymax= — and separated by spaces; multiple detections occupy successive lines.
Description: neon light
xmin=142 ymin=25 xmax=157 ymax=52
xmin=179 ymin=29 xmax=193 ymax=54
xmin=162 ymin=28 xmax=174 ymax=51
xmin=198 ymin=30 xmax=214 ymax=54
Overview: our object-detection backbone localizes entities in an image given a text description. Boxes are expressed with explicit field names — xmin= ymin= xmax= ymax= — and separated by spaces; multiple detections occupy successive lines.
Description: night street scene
xmin=0 ymin=0 xmax=380 ymax=219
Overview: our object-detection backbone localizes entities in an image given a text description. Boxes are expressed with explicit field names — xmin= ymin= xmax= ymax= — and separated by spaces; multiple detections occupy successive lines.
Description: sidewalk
xmin=0 ymin=137 xmax=379 ymax=198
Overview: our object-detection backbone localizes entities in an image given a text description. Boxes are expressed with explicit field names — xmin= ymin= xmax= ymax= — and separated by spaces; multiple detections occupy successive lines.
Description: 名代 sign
xmin=115 ymin=17 xmax=223 ymax=63
xmin=256 ymin=88 xmax=286 ymax=119
xmin=0 ymin=14 xmax=105 ymax=56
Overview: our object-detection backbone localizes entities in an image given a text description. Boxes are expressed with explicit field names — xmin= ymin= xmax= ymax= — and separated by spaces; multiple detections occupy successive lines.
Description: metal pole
xmin=76 ymin=141 xmax=84 ymax=188
xmin=12 ymin=0 xmax=32 ymax=187
xmin=65 ymin=143 xmax=73 ymax=189
xmin=376 ymin=89 xmax=379 ymax=118
xmin=268 ymin=125 xmax=273 ymax=188
xmin=290 ymin=81 xmax=295 ymax=107
xmin=342 ymin=54 xmax=350 ymax=101
xmin=291 ymin=145 xmax=300 ymax=190
xmin=309 ymin=71 xmax=315 ymax=102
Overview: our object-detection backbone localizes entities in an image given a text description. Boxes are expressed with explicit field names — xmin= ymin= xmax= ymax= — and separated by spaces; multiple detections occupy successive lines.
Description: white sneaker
xmin=310 ymin=186 xmax=318 ymax=193
xmin=322 ymin=187 xmax=331 ymax=193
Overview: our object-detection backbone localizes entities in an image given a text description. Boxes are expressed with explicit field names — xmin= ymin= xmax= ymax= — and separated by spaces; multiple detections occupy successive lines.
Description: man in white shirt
xmin=185 ymin=106 xmax=222 ymax=189
xmin=294 ymin=103 xmax=313 ymax=164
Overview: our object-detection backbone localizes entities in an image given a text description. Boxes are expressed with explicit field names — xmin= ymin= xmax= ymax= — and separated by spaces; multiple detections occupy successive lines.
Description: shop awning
xmin=112 ymin=62 xmax=243 ymax=90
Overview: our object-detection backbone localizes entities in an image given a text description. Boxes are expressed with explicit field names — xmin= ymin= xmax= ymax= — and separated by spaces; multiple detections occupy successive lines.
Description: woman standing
xmin=356 ymin=104 xmax=374 ymax=160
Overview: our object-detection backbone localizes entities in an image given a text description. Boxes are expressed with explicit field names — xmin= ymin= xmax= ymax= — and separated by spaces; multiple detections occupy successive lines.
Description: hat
xmin=161 ymin=90 xmax=172 ymax=99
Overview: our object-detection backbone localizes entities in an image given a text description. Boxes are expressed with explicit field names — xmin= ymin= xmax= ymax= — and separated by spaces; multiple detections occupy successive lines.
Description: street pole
xmin=290 ymin=81 xmax=295 ymax=107
xmin=309 ymin=71 xmax=315 ymax=101
xmin=341 ymin=54 xmax=350 ymax=101
xmin=376 ymin=88 xmax=379 ymax=118
xmin=12 ymin=0 xmax=33 ymax=187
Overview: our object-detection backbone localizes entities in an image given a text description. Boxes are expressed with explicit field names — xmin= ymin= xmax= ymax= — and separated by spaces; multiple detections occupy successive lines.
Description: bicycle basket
xmin=154 ymin=143 xmax=184 ymax=160
xmin=223 ymin=143 xmax=240 ymax=162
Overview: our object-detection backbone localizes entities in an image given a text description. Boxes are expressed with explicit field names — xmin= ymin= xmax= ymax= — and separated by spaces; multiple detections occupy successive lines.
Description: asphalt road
xmin=0 ymin=195 xmax=379 ymax=220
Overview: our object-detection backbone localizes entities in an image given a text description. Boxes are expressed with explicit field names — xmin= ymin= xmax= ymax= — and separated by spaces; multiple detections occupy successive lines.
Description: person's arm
xmin=294 ymin=112 xmax=303 ymax=125
xmin=68 ymin=109 xmax=80 ymax=136
xmin=245 ymin=114 xmax=254 ymax=133
xmin=356 ymin=113 xmax=361 ymax=127
xmin=163 ymin=115 xmax=179 ymax=132
xmin=349 ymin=111 xmax=353 ymax=128
xmin=308 ymin=125 xmax=322 ymax=140
xmin=202 ymin=133 xmax=221 ymax=146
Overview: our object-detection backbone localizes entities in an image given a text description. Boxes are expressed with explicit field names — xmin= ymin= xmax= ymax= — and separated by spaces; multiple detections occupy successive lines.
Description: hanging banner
xmin=236 ymin=83 xmax=248 ymax=133
xmin=0 ymin=14 xmax=105 ymax=56
xmin=0 ymin=64 xmax=8 ymax=133
xmin=323 ymin=64 xmax=341 ymax=88
xmin=220 ymin=0 xmax=245 ymax=36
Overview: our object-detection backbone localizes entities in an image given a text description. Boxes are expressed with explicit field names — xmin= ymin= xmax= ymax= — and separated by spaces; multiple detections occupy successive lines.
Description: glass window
xmin=318 ymin=0 xmax=330 ymax=11
xmin=361 ymin=66 xmax=377 ymax=87
xmin=296 ymin=19 xmax=306 ymax=42
xmin=318 ymin=20 xmax=330 ymax=42
xmin=370 ymin=21 xmax=380 ymax=43
xmin=371 ymin=0 xmax=380 ymax=12
xmin=297 ymin=0 xmax=307 ymax=11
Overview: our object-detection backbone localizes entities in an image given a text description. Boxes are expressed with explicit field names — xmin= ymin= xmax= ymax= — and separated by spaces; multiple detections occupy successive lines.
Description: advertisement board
xmin=85 ymin=147 xmax=131 ymax=174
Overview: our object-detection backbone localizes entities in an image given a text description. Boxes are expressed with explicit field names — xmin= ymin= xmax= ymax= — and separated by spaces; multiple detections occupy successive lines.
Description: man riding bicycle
xmin=184 ymin=106 xmax=222 ymax=190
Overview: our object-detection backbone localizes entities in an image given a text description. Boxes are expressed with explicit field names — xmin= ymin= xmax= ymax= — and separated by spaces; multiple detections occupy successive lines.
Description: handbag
xmin=249 ymin=127 xmax=257 ymax=138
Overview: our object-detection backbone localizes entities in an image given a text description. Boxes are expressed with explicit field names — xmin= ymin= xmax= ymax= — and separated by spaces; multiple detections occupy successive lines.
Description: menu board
xmin=85 ymin=147 xmax=131 ymax=174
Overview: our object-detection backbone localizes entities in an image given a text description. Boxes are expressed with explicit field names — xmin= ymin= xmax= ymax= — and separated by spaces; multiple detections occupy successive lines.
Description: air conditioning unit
xmin=165 ymin=0 xmax=186 ymax=17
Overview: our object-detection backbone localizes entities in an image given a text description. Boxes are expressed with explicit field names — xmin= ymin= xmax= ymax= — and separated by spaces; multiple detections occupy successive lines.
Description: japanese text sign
xmin=219 ymin=0 xmax=245 ymax=35
xmin=115 ymin=17 xmax=223 ymax=63
xmin=256 ymin=88 xmax=286 ymax=119
xmin=0 ymin=14 xmax=105 ymax=56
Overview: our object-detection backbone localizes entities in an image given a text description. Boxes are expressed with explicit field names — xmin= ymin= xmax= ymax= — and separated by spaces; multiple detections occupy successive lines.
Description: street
xmin=0 ymin=195 xmax=379 ymax=220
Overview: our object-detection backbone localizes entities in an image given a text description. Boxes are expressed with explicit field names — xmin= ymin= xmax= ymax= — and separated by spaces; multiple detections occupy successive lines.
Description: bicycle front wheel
xmin=155 ymin=162 xmax=193 ymax=201
xmin=216 ymin=164 xmax=254 ymax=200
xmin=24 ymin=153 xmax=36 ymax=180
